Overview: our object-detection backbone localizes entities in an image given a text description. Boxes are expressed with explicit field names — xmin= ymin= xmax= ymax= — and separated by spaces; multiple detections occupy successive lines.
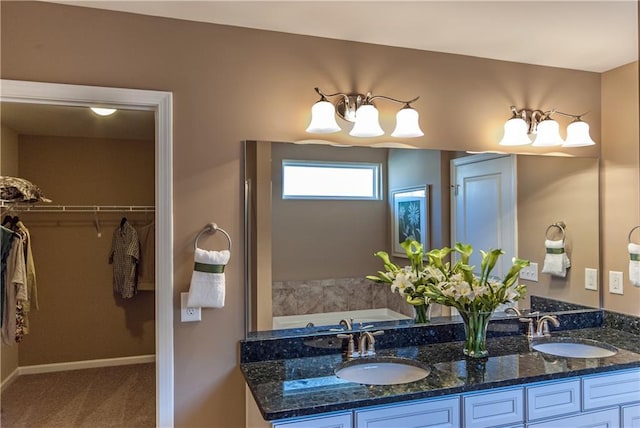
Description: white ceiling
xmin=50 ymin=0 xmax=638 ymax=73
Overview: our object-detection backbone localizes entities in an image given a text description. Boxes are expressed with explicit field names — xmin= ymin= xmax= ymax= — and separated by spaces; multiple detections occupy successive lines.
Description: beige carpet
xmin=1 ymin=363 xmax=155 ymax=428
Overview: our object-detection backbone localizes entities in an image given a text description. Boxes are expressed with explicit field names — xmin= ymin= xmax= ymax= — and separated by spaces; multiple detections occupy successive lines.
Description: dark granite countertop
xmin=241 ymin=327 xmax=640 ymax=421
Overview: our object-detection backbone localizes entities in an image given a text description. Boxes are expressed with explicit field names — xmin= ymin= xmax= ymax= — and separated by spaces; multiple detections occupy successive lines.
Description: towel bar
xmin=194 ymin=223 xmax=232 ymax=251
xmin=628 ymin=225 xmax=640 ymax=244
xmin=545 ymin=222 xmax=566 ymax=242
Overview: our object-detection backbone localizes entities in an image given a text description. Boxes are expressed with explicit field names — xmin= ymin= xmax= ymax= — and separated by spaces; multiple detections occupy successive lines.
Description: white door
xmin=451 ymin=154 xmax=516 ymax=279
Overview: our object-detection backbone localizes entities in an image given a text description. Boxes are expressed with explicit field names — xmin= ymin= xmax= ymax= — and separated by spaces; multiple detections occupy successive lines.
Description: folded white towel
xmin=541 ymin=239 xmax=570 ymax=277
xmin=187 ymin=248 xmax=231 ymax=308
xmin=629 ymin=243 xmax=640 ymax=287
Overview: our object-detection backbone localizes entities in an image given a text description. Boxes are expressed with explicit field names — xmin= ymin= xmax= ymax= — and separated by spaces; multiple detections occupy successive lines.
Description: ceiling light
xmin=306 ymin=87 xmax=423 ymax=138
xmin=499 ymin=106 xmax=596 ymax=148
xmin=90 ymin=107 xmax=117 ymax=116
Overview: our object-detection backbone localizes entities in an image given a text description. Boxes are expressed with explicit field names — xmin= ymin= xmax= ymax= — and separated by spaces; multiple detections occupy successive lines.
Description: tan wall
xmin=601 ymin=62 xmax=640 ymax=316
xmin=15 ymin=135 xmax=155 ymax=365
xmin=0 ymin=2 xmax=610 ymax=426
xmin=517 ymin=156 xmax=600 ymax=308
xmin=271 ymin=143 xmax=388 ymax=281
xmin=1 ymin=124 xmax=19 ymax=176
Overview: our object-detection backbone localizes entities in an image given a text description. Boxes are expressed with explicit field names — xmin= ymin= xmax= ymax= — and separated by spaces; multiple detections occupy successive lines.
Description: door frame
xmin=1 ymin=79 xmax=174 ymax=427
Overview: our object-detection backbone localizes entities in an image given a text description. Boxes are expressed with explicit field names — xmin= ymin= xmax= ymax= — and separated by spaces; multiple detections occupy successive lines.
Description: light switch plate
xmin=608 ymin=271 xmax=624 ymax=295
xmin=585 ymin=268 xmax=598 ymax=291
xmin=520 ymin=262 xmax=538 ymax=282
xmin=181 ymin=292 xmax=201 ymax=322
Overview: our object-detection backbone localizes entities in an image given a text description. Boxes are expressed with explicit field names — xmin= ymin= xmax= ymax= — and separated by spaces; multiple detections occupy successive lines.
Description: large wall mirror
xmin=244 ymin=140 xmax=600 ymax=335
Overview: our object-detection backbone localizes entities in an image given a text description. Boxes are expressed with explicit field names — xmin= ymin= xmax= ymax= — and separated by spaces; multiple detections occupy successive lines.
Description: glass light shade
xmin=498 ymin=117 xmax=531 ymax=146
xmin=306 ymin=100 xmax=341 ymax=134
xmin=349 ymin=104 xmax=384 ymax=137
xmin=90 ymin=107 xmax=117 ymax=116
xmin=391 ymin=107 xmax=424 ymax=138
xmin=532 ymin=119 xmax=564 ymax=147
xmin=563 ymin=120 xmax=596 ymax=147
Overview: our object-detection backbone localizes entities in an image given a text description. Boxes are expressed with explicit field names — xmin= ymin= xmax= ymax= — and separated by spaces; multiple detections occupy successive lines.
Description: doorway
xmin=0 ymin=80 xmax=174 ymax=427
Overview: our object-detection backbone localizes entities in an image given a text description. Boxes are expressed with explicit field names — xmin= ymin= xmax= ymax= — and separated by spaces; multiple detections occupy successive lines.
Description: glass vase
xmin=413 ymin=303 xmax=431 ymax=324
xmin=459 ymin=309 xmax=493 ymax=358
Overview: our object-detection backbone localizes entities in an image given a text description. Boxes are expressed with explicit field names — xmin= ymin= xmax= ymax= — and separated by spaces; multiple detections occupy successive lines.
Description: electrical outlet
xmin=520 ymin=262 xmax=538 ymax=282
xmin=585 ymin=268 xmax=598 ymax=291
xmin=608 ymin=271 xmax=624 ymax=295
xmin=181 ymin=292 xmax=201 ymax=322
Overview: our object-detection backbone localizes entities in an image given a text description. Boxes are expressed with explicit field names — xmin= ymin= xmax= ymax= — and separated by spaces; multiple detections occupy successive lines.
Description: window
xmin=282 ymin=160 xmax=381 ymax=200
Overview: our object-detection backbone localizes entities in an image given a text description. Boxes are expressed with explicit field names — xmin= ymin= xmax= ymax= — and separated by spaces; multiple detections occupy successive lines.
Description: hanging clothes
xmin=15 ymin=221 xmax=37 ymax=310
xmin=13 ymin=220 xmax=36 ymax=339
xmin=135 ymin=221 xmax=155 ymax=291
xmin=2 ymin=233 xmax=26 ymax=345
xmin=109 ymin=219 xmax=140 ymax=299
xmin=0 ymin=225 xmax=16 ymax=326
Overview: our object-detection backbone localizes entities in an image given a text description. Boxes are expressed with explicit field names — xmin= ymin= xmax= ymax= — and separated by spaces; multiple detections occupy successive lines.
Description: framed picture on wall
xmin=391 ymin=185 xmax=430 ymax=257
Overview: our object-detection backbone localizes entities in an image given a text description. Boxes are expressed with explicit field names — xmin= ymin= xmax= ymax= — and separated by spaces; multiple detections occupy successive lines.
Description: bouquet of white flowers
xmin=368 ymin=239 xmax=529 ymax=357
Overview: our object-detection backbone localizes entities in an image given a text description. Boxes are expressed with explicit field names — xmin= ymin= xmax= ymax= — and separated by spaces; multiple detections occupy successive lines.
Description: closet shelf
xmin=0 ymin=203 xmax=155 ymax=213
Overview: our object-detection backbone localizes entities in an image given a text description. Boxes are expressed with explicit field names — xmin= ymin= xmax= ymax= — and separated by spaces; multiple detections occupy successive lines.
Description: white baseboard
xmin=1 ymin=367 xmax=20 ymax=392
xmin=18 ymin=354 xmax=156 ymax=376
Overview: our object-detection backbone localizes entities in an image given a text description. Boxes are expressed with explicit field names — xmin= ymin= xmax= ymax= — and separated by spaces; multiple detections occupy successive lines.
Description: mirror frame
xmin=0 ymin=79 xmax=174 ymax=426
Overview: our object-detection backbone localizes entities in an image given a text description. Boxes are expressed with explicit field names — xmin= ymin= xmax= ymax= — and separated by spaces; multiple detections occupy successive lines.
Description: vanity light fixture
xmin=90 ymin=107 xmax=117 ymax=116
xmin=499 ymin=105 xmax=596 ymax=148
xmin=306 ymin=87 xmax=424 ymax=138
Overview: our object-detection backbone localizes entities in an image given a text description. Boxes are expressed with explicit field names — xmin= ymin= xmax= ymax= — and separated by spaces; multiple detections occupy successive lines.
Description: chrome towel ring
xmin=545 ymin=221 xmax=566 ymax=242
xmin=194 ymin=223 xmax=232 ymax=251
xmin=629 ymin=225 xmax=640 ymax=244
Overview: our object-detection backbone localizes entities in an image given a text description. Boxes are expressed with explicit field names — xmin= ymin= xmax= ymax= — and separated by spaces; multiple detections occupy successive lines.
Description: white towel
xmin=629 ymin=243 xmax=640 ymax=287
xmin=541 ymin=239 xmax=571 ymax=277
xmin=187 ymin=248 xmax=231 ymax=308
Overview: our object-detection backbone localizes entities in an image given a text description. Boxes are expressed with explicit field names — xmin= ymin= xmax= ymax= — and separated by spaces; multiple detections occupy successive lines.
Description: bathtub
xmin=272 ymin=308 xmax=411 ymax=330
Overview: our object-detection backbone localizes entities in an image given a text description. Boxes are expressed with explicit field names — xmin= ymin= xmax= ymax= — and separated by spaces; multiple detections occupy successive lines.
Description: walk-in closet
xmin=0 ymin=102 xmax=156 ymax=427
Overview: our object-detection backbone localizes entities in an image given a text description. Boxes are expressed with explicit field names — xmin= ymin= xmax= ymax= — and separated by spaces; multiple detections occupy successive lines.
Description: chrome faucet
xmin=337 ymin=333 xmax=357 ymax=358
xmin=505 ymin=307 xmax=522 ymax=317
xmin=337 ymin=330 xmax=384 ymax=358
xmin=358 ymin=330 xmax=384 ymax=357
xmin=536 ymin=315 xmax=560 ymax=337
xmin=520 ymin=314 xmax=560 ymax=339
xmin=339 ymin=318 xmax=353 ymax=330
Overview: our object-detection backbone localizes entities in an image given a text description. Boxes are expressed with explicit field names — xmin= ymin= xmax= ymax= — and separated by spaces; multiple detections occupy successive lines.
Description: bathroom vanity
xmin=241 ymin=311 xmax=640 ymax=427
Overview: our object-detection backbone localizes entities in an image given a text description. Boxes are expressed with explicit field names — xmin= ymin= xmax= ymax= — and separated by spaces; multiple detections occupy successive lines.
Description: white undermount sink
xmin=335 ymin=358 xmax=430 ymax=385
xmin=532 ymin=337 xmax=618 ymax=358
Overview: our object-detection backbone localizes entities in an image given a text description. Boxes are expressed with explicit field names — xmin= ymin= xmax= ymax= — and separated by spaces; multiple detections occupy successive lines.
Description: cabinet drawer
xmin=272 ymin=412 xmax=352 ymax=428
xmin=583 ymin=368 xmax=640 ymax=410
xmin=528 ymin=407 xmax=619 ymax=428
xmin=463 ymin=387 xmax=524 ymax=428
xmin=526 ymin=378 xmax=581 ymax=421
xmin=355 ymin=396 xmax=459 ymax=428
xmin=623 ymin=403 xmax=640 ymax=428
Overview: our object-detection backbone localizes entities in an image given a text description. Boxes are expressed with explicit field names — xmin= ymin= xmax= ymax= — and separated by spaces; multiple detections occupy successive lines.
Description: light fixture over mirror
xmin=499 ymin=105 xmax=596 ymax=148
xmin=306 ymin=87 xmax=424 ymax=138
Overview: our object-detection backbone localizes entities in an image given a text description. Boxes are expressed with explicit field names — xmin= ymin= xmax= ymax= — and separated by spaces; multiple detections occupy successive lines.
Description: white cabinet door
xmin=528 ymin=407 xmax=619 ymax=428
xmin=526 ymin=378 xmax=581 ymax=421
xmin=355 ymin=396 xmax=459 ymax=428
xmin=462 ymin=387 xmax=524 ymax=428
xmin=272 ymin=413 xmax=352 ymax=428
xmin=583 ymin=368 xmax=640 ymax=410
xmin=623 ymin=403 xmax=640 ymax=428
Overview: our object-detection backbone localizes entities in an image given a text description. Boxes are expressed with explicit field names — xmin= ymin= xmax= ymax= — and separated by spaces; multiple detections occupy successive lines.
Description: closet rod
xmin=0 ymin=204 xmax=155 ymax=213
